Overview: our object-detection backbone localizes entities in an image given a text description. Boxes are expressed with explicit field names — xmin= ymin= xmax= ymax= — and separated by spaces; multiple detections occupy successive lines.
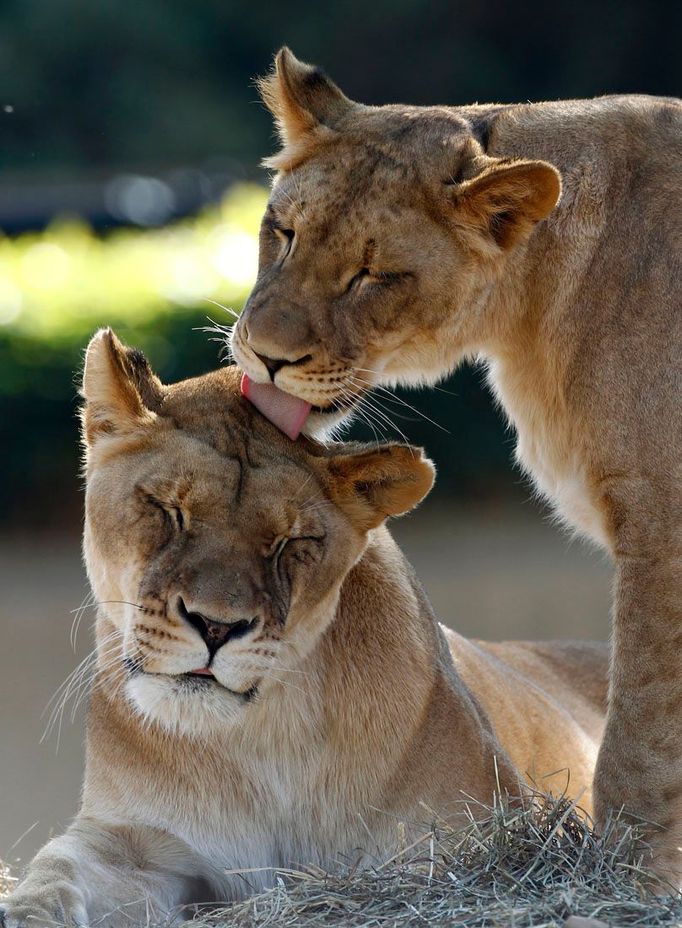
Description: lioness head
xmin=231 ymin=49 xmax=561 ymax=433
xmin=81 ymin=329 xmax=434 ymax=736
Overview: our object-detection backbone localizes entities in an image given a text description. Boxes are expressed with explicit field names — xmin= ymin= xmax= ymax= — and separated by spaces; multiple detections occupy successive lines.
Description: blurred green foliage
xmin=0 ymin=185 xmax=264 ymax=525
xmin=0 ymin=184 xmax=265 ymax=351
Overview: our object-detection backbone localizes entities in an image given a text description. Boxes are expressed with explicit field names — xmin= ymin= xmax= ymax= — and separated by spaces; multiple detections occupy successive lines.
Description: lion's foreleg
xmin=594 ymin=545 xmax=682 ymax=886
xmin=0 ymin=818 xmax=211 ymax=928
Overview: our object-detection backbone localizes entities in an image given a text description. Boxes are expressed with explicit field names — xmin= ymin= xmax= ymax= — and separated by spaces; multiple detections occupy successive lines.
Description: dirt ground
xmin=0 ymin=501 xmax=611 ymax=866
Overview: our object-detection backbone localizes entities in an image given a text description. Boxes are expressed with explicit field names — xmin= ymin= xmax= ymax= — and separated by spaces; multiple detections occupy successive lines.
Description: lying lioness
xmin=1 ymin=330 xmax=607 ymax=928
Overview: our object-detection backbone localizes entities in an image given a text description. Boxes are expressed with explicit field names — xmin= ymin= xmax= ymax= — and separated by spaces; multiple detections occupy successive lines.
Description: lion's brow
xmin=362 ymin=239 xmax=377 ymax=265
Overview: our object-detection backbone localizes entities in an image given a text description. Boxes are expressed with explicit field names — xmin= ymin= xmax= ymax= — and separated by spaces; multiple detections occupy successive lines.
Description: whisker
xmin=350 ymin=389 xmax=412 ymax=448
xmin=298 ymin=499 xmax=336 ymax=516
xmin=267 ymin=665 xmax=311 ymax=678
xmin=196 ymin=318 xmax=234 ymax=363
xmin=44 ymin=644 xmax=105 ymax=716
xmin=44 ymin=649 xmax=119 ymax=743
xmin=296 ymin=488 xmax=325 ymax=511
xmin=203 ymin=299 xmax=240 ymax=320
xmin=334 ymin=392 xmax=384 ymax=445
xmin=260 ymin=670 xmax=306 ymax=698
xmin=291 ymin=471 xmax=315 ymax=503
xmin=333 ymin=387 xmax=387 ymax=444
xmin=68 ymin=599 xmax=145 ymax=614
xmin=277 ymin=186 xmax=305 ymax=220
xmin=63 ymin=652 xmax=125 ymax=735
xmin=351 ymin=375 xmax=449 ymax=433
xmin=69 ymin=588 xmax=96 ymax=651
xmin=42 ymin=631 xmax=123 ymax=747
xmin=355 ymin=366 xmax=459 ymax=398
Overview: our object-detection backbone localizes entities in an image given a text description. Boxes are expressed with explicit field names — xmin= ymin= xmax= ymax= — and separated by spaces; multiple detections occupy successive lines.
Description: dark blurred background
xmin=2 ymin=0 xmax=677 ymax=862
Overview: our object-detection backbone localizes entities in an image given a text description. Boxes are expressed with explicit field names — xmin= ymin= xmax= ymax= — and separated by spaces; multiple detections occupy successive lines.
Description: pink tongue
xmin=240 ymin=373 xmax=311 ymax=440
xmin=190 ymin=667 xmax=214 ymax=676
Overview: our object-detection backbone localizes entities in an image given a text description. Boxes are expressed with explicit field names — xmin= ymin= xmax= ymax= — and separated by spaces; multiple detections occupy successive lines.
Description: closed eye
xmin=347 ymin=267 xmax=371 ymax=291
xmin=169 ymin=507 xmax=185 ymax=531
xmin=347 ymin=267 xmax=412 ymax=293
xmin=262 ymin=211 xmax=295 ymax=260
xmin=275 ymin=227 xmax=295 ymax=243
xmin=375 ymin=270 xmax=413 ymax=285
xmin=274 ymin=226 xmax=295 ymax=259
xmin=144 ymin=493 xmax=186 ymax=533
xmin=270 ymin=536 xmax=290 ymax=560
xmin=267 ymin=533 xmax=326 ymax=561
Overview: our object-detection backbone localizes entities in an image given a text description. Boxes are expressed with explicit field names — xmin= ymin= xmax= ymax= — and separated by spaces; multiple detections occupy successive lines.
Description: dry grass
xmin=192 ymin=795 xmax=682 ymax=928
xmin=0 ymin=860 xmax=17 ymax=899
xmin=3 ymin=795 xmax=682 ymax=927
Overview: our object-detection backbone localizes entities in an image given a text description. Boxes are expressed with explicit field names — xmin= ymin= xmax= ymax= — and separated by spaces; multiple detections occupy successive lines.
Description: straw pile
xmin=194 ymin=796 xmax=682 ymax=928
xmin=3 ymin=795 xmax=682 ymax=927
xmin=0 ymin=860 xmax=16 ymax=901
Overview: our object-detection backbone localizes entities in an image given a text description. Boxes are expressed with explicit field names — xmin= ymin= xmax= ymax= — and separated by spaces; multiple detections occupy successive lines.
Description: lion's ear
xmin=326 ymin=444 xmax=435 ymax=532
xmin=81 ymin=329 xmax=163 ymax=445
xmin=451 ymin=157 xmax=561 ymax=251
xmin=258 ymin=48 xmax=354 ymax=166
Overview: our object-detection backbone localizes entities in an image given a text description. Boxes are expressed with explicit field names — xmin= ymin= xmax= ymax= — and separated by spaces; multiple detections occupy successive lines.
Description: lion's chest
xmin=486 ymin=357 xmax=611 ymax=549
xmin=128 ymin=748 xmax=385 ymax=899
xmin=517 ymin=431 xmax=608 ymax=545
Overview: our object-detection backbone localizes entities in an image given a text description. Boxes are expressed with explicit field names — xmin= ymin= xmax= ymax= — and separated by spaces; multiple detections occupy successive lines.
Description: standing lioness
xmin=1 ymin=331 xmax=607 ymax=928
xmin=231 ymin=49 xmax=682 ymax=878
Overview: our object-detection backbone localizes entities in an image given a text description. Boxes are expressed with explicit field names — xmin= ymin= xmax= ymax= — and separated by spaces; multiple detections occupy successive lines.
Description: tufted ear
xmin=81 ymin=328 xmax=164 ymax=446
xmin=326 ymin=444 xmax=435 ymax=532
xmin=258 ymin=47 xmax=354 ymax=168
xmin=451 ymin=157 xmax=561 ymax=252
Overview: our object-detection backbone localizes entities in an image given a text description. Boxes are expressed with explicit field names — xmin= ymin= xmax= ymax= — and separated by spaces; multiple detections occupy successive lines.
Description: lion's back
xmin=477 ymin=638 xmax=609 ymax=741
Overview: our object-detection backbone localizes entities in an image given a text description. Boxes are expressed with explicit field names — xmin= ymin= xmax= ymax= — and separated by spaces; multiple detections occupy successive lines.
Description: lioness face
xmin=232 ymin=132 xmax=471 ymax=434
xmin=231 ymin=49 xmax=560 ymax=434
xmin=81 ymin=330 xmax=433 ymax=736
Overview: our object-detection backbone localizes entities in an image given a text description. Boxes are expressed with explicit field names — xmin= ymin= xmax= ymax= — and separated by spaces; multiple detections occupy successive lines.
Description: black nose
xmin=253 ymin=352 xmax=288 ymax=381
xmin=177 ymin=597 xmax=258 ymax=657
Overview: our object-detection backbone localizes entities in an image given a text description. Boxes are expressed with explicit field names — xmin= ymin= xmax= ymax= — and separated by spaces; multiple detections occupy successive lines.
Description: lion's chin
xmin=125 ymin=673 xmax=256 ymax=738
xmin=302 ymin=403 xmax=360 ymax=440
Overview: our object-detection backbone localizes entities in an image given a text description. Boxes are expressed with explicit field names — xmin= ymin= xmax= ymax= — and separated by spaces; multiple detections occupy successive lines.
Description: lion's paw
xmin=0 ymin=881 xmax=87 ymax=928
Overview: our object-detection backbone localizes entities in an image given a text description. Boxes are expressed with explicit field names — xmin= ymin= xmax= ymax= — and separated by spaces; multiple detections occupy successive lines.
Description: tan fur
xmin=2 ymin=333 xmax=607 ymax=927
xmin=231 ymin=48 xmax=682 ymax=880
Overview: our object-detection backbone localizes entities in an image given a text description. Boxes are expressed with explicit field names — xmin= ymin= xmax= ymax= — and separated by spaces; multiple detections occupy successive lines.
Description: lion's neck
xmin=323 ymin=525 xmax=441 ymax=702
xmin=456 ymin=101 xmax=627 ymax=548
